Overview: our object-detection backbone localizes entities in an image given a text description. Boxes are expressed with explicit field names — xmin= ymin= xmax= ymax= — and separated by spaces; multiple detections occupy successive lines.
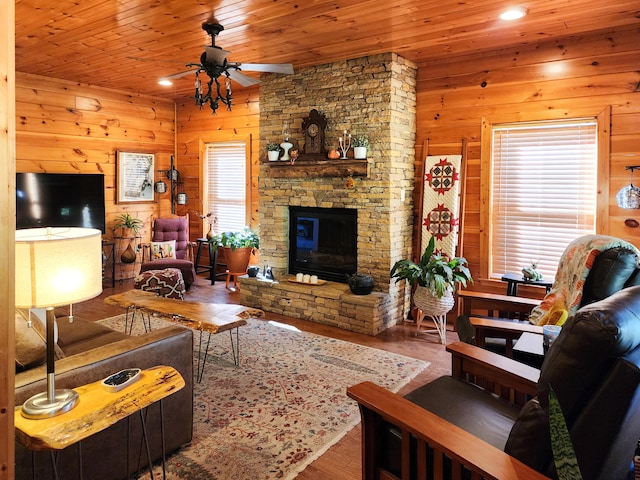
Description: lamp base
xmin=21 ymin=389 xmax=79 ymax=419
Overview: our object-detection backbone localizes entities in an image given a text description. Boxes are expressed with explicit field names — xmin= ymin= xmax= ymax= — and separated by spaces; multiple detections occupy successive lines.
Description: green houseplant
xmin=209 ymin=227 xmax=260 ymax=275
xmin=390 ymin=235 xmax=472 ymax=298
xmin=391 ymin=235 xmax=472 ymax=343
xmin=352 ymin=135 xmax=369 ymax=159
xmin=266 ymin=143 xmax=281 ymax=161
xmin=113 ymin=213 xmax=144 ymax=237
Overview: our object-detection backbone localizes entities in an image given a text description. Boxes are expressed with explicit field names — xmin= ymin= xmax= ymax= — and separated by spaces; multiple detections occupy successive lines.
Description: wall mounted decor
xmin=116 ymin=151 xmax=155 ymax=204
xmin=421 ymin=155 xmax=463 ymax=258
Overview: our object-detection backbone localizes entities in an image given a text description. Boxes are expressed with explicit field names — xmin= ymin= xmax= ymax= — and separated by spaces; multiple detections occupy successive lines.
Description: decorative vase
xmin=346 ymin=273 xmax=374 ymax=295
xmin=120 ymin=242 xmax=137 ymax=264
xmin=354 ymin=146 xmax=367 ymax=159
xmin=206 ymin=225 xmax=215 ymax=240
xmin=267 ymin=150 xmax=280 ymax=161
xmin=280 ymin=141 xmax=293 ymax=161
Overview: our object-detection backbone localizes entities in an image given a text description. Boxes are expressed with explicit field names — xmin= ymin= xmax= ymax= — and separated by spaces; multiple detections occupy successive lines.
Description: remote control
xmin=101 ymin=368 xmax=141 ymax=392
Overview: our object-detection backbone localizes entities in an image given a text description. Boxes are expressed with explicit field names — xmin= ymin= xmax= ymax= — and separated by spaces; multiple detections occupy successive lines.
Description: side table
xmin=102 ymin=239 xmax=115 ymax=288
xmin=194 ymin=238 xmax=226 ymax=285
xmin=15 ymin=365 xmax=184 ymax=479
xmin=501 ymin=272 xmax=553 ymax=296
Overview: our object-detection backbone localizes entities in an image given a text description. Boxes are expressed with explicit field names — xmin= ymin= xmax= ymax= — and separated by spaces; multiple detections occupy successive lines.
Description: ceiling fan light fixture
xmin=158 ymin=78 xmax=173 ymax=86
xmin=499 ymin=7 xmax=528 ymax=20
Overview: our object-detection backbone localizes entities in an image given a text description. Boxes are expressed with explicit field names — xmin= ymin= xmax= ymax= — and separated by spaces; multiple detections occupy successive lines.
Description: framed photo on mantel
xmin=116 ymin=151 xmax=155 ymax=204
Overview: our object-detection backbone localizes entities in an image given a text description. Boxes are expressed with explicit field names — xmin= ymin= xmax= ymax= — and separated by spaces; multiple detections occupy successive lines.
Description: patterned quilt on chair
xmin=529 ymin=235 xmax=639 ymax=325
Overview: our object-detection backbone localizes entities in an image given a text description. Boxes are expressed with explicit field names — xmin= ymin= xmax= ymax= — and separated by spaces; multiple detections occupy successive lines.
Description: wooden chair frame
xmin=347 ymin=342 xmax=548 ymax=480
xmin=457 ymin=290 xmax=543 ymax=357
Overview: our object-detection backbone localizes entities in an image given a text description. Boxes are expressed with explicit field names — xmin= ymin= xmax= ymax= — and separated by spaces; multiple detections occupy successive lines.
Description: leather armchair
xmin=457 ymin=235 xmax=640 ymax=359
xmin=348 ymin=286 xmax=640 ymax=480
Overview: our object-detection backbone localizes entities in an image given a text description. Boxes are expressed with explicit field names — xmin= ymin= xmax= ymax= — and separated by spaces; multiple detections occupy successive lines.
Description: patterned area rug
xmin=98 ymin=314 xmax=429 ymax=480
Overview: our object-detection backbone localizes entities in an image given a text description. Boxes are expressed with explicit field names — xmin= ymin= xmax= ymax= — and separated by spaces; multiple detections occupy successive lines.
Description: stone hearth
xmin=239 ymin=53 xmax=417 ymax=335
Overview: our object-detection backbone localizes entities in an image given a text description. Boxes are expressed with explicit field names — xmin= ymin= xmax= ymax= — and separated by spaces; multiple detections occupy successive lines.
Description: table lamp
xmin=15 ymin=227 xmax=103 ymax=419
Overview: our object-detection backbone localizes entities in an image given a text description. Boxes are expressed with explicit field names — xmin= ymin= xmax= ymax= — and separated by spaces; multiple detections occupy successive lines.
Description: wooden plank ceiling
xmin=15 ymin=0 xmax=640 ymax=100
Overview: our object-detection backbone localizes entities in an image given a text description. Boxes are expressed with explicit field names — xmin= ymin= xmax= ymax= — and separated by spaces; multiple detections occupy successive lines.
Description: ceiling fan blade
xmin=227 ymin=69 xmax=261 ymax=87
xmin=163 ymin=68 xmax=199 ymax=80
xmin=204 ymin=46 xmax=231 ymax=65
xmin=238 ymin=63 xmax=294 ymax=74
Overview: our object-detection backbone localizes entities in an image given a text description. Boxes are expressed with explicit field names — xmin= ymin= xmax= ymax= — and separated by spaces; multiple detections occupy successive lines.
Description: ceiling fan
xmin=163 ymin=23 xmax=294 ymax=114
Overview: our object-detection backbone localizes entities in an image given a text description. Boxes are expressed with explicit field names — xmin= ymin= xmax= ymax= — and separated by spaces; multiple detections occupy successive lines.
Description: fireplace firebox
xmin=289 ymin=207 xmax=357 ymax=283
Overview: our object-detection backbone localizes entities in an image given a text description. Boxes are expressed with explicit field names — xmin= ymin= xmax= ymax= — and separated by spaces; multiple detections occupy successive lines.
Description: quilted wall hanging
xmin=421 ymin=155 xmax=463 ymax=259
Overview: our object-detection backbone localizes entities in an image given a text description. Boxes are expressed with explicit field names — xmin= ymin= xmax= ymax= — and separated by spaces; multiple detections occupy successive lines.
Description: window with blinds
xmin=490 ymin=119 xmax=598 ymax=280
xmin=205 ymin=141 xmax=247 ymax=233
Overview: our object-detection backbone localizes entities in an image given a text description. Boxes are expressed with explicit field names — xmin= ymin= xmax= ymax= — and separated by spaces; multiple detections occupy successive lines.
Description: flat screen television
xmin=16 ymin=173 xmax=106 ymax=234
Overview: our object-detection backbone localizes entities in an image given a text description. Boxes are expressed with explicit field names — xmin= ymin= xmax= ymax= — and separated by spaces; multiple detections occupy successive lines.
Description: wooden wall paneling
xmin=16 ymin=73 xmax=176 ymax=279
xmin=415 ymin=27 xmax=640 ymax=295
xmin=0 ymin=0 xmax=15 ymax=476
xmin=176 ymin=87 xmax=260 ymax=241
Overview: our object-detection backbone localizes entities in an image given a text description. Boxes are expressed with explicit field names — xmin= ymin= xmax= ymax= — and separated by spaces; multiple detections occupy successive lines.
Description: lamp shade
xmin=15 ymin=227 xmax=103 ymax=308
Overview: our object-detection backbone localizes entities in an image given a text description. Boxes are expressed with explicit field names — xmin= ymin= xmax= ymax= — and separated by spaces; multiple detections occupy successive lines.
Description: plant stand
xmin=413 ymin=286 xmax=454 ymax=344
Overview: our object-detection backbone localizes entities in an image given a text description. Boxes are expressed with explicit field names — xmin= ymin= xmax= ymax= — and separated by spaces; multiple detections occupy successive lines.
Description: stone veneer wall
xmin=240 ymin=53 xmax=416 ymax=335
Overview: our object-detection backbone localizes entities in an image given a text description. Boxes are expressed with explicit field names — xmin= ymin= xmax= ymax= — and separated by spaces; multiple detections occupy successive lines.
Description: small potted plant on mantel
xmin=352 ymin=135 xmax=369 ymax=159
xmin=266 ymin=143 xmax=281 ymax=162
xmin=209 ymin=227 xmax=260 ymax=275
xmin=390 ymin=236 xmax=472 ymax=330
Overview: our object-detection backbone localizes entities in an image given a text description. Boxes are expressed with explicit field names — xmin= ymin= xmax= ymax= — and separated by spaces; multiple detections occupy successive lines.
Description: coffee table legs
xmin=124 ymin=306 xmax=152 ymax=335
xmin=196 ymin=327 xmax=241 ymax=383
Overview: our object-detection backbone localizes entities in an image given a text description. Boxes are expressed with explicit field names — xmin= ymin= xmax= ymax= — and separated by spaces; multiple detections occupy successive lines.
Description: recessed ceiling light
xmin=158 ymin=78 xmax=173 ymax=86
xmin=499 ymin=7 xmax=528 ymax=20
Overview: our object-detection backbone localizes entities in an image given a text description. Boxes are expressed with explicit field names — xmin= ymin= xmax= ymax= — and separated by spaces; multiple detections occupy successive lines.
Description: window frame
xmin=199 ymin=134 xmax=252 ymax=234
xmin=479 ymin=108 xmax=610 ymax=282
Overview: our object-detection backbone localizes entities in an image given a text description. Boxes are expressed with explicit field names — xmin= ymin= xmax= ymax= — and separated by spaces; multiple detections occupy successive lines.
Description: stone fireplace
xmin=239 ymin=53 xmax=417 ymax=335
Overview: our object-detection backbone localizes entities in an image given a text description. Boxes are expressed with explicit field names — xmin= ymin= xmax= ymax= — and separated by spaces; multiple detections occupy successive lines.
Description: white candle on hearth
xmin=296 ymin=273 xmax=303 ymax=282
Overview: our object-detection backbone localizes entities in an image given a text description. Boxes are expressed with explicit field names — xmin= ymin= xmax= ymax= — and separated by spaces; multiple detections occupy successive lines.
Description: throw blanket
xmin=529 ymin=235 xmax=640 ymax=325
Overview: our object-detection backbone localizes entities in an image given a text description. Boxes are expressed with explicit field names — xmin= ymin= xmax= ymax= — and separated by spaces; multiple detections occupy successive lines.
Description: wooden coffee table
xmin=105 ymin=290 xmax=259 ymax=381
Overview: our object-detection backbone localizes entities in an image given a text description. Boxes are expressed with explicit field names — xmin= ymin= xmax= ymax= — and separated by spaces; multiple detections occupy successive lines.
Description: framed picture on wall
xmin=116 ymin=151 xmax=155 ymax=204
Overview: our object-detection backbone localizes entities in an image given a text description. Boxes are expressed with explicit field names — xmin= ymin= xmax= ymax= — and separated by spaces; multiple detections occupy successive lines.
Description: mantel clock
xmin=302 ymin=109 xmax=328 ymax=155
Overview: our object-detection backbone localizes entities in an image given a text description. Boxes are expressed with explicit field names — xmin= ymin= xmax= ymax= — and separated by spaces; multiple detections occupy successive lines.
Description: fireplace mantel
xmin=262 ymin=158 xmax=369 ymax=178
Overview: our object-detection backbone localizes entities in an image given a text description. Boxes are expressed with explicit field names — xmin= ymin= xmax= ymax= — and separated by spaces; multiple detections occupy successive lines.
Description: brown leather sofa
xmin=14 ymin=314 xmax=194 ymax=480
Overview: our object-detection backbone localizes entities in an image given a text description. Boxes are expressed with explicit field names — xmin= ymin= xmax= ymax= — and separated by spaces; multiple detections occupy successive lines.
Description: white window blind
xmin=205 ymin=141 xmax=247 ymax=233
xmin=490 ymin=119 xmax=598 ymax=280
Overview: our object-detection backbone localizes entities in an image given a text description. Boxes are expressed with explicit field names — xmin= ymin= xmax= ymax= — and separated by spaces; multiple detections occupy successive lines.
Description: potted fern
xmin=391 ymin=236 xmax=472 ymax=327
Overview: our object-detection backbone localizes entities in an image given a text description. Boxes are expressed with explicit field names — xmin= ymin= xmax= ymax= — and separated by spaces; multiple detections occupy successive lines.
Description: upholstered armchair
xmin=139 ymin=214 xmax=197 ymax=289
xmin=348 ymin=286 xmax=640 ymax=480
xmin=457 ymin=234 xmax=640 ymax=358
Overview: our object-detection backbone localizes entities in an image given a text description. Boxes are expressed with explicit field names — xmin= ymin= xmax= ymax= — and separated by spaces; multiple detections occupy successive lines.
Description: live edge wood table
xmin=15 ymin=365 xmax=184 ymax=480
xmin=104 ymin=289 xmax=251 ymax=382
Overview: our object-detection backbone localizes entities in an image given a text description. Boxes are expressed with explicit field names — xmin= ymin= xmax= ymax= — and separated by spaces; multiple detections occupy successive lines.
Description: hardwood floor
xmin=71 ymin=272 xmax=457 ymax=480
